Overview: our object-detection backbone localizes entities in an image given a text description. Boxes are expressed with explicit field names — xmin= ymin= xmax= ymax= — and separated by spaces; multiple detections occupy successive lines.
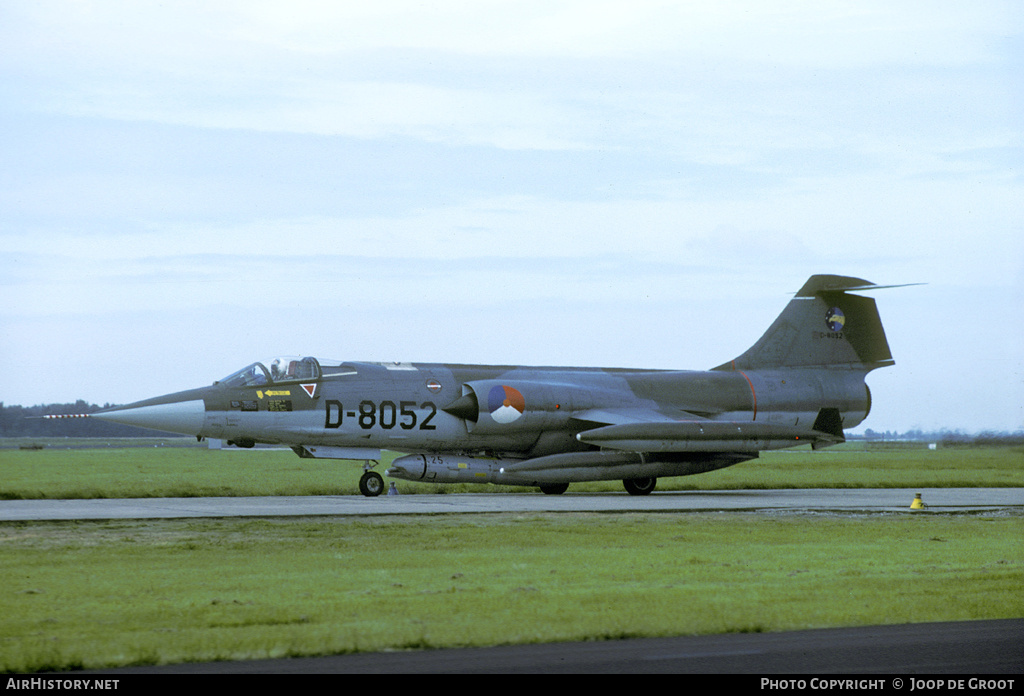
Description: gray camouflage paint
xmin=91 ymin=275 xmax=895 ymax=494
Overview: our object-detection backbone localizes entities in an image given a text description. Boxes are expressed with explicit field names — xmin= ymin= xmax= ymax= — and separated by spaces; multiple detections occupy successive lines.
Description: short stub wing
xmin=570 ymin=407 xmax=691 ymax=427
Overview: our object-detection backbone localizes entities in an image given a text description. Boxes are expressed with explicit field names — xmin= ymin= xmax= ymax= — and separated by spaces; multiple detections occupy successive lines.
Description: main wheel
xmin=359 ymin=471 xmax=385 ymax=497
xmin=623 ymin=477 xmax=657 ymax=496
xmin=539 ymin=483 xmax=569 ymax=495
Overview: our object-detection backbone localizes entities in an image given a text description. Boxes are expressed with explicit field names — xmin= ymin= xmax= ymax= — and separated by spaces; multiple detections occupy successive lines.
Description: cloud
xmin=7 ymin=1 xmax=1019 ymax=154
xmin=1 ymin=2 xmax=1021 ymax=431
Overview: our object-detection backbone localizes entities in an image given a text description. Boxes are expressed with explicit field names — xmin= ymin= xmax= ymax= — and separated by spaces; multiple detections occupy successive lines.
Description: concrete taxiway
xmin=83 ymin=618 xmax=1024 ymax=674
xmin=1 ymin=488 xmax=1021 ymax=521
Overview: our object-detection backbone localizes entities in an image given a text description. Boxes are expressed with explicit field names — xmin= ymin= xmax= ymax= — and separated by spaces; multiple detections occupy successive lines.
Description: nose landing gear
xmin=358 ymin=461 xmax=386 ymax=497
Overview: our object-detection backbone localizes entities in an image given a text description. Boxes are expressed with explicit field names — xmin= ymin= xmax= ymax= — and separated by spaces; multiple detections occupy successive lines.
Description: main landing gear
xmin=359 ymin=461 xmax=386 ymax=497
xmin=538 ymin=483 xmax=570 ymax=495
xmin=538 ymin=478 xmax=658 ymax=496
xmin=623 ymin=477 xmax=657 ymax=496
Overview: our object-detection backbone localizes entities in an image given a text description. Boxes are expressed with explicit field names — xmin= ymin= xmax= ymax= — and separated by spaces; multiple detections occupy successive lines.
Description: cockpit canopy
xmin=217 ymin=356 xmax=325 ymax=387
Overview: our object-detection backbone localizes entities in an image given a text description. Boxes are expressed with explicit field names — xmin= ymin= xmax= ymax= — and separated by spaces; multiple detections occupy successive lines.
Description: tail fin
xmin=713 ymin=274 xmax=895 ymax=371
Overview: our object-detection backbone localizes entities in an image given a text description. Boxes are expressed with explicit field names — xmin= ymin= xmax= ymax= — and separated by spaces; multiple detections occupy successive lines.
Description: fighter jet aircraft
xmin=78 ymin=274 xmax=900 ymax=496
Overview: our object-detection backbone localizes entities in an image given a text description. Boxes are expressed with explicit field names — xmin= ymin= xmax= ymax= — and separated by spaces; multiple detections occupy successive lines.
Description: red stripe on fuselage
xmin=738 ymin=370 xmax=757 ymax=421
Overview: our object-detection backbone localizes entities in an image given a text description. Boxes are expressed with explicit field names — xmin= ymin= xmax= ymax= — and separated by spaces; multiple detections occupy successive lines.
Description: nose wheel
xmin=359 ymin=470 xmax=385 ymax=497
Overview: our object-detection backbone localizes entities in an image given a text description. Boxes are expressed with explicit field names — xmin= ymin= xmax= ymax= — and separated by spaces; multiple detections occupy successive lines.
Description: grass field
xmin=1 ymin=442 xmax=1021 ymax=672
xmin=1 ymin=513 xmax=1021 ymax=672
xmin=1 ymin=441 xmax=1021 ymax=499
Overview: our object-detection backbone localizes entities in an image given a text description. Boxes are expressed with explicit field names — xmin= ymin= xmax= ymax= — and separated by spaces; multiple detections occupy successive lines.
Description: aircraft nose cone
xmin=92 ymin=399 xmax=205 ymax=436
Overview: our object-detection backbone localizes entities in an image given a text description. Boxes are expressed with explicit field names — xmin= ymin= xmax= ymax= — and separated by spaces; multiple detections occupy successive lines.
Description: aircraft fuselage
xmin=85 ymin=275 xmax=897 ymax=496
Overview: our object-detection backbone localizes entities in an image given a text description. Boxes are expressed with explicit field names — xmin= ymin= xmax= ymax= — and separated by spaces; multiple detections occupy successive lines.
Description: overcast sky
xmin=2 ymin=1 xmax=1021 ymax=433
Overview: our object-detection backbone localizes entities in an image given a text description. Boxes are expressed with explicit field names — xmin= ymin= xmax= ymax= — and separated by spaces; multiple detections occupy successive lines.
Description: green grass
xmin=1 ymin=442 xmax=1020 ymax=672
xmin=1 ymin=513 xmax=1021 ymax=672
xmin=0 ymin=443 xmax=1021 ymax=499
xmin=695 ymin=445 xmax=1024 ymax=490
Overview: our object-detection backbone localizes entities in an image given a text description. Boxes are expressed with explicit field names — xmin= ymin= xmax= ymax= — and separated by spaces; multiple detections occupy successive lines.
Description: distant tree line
xmin=0 ymin=402 xmax=169 ymax=438
xmin=858 ymin=428 xmax=1024 ymax=447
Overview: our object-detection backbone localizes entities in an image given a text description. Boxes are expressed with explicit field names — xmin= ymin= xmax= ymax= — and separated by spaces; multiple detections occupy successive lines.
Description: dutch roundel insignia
xmin=488 ymin=385 xmax=525 ymax=424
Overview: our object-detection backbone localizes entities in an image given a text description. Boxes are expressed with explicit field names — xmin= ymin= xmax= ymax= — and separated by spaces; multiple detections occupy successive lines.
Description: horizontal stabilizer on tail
xmin=794 ymin=276 xmax=924 ymax=297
